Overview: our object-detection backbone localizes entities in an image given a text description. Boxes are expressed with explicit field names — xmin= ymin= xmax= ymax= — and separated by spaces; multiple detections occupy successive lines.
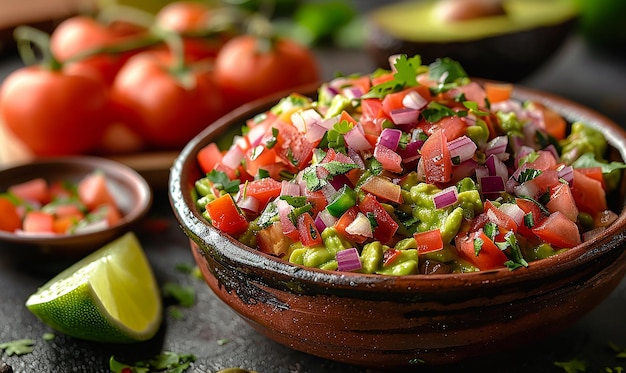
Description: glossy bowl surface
xmin=0 ymin=156 xmax=152 ymax=260
xmin=169 ymin=84 xmax=626 ymax=367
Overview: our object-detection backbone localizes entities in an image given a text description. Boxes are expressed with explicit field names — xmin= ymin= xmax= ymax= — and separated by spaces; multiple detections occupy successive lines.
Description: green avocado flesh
xmin=370 ymin=0 xmax=578 ymax=42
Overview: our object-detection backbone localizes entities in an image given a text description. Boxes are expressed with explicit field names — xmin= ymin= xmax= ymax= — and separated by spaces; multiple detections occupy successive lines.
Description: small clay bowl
xmin=169 ymin=84 xmax=626 ymax=367
xmin=0 ymin=156 xmax=152 ymax=260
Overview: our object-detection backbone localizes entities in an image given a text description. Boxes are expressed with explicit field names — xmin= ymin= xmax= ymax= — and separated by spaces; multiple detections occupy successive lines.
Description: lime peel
xmin=25 ymin=232 xmax=162 ymax=343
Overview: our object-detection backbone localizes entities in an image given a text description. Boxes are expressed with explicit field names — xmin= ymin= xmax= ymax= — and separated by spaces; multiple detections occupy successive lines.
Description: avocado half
xmin=366 ymin=0 xmax=579 ymax=82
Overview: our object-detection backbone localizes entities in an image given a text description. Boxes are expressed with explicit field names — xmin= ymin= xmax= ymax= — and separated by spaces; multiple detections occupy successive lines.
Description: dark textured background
xmin=2 ymin=5 xmax=626 ymax=371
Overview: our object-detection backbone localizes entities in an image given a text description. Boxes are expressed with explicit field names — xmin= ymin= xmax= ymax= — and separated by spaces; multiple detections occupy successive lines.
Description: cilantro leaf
xmin=365 ymin=54 xmax=423 ymax=99
xmin=462 ymin=101 xmax=489 ymax=116
xmin=428 ymin=57 xmax=468 ymax=84
xmin=206 ymin=170 xmax=240 ymax=194
xmin=571 ymin=152 xmax=626 ymax=174
xmin=0 ymin=339 xmax=34 ymax=356
xmin=326 ymin=119 xmax=353 ymax=153
xmin=279 ymin=195 xmax=308 ymax=208
xmin=302 ymin=161 xmax=359 ymax=191
xmin=110 ymin=352 xmax=197 ymax=373
xmin=163 ymin=282 xmax=195 ymax=308
xmin=421 ymin=101 xmax=457 ymax=123
xmin=497 ymin=231 xmax=529 ymax=270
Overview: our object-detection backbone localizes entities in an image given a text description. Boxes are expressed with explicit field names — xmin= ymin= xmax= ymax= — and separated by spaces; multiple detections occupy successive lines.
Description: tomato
xmin=0 ymin=66 xmax=111 ymax=156
xmin=297 ymin=213 xmax=323 ymax=247
xmin=272 ymin=119 xmax=317 ymax=169
xmin=214 ymin=34 xmax=320 ymax=111
xmin=419 ymin=129 xmax=453 ymax=184
xmin=244 ymin=178 xmax=282 ymax=209
xmin=155 ymin=1 xmax=235 ymax=62
xmin=50 ymin=16 xmax=147 ymax=85
xmin=414 ymin=229 xmax=444 ymax=254
xmin=334 ymin=206 xmax=367 ymax=244
xmin=197 ymin=143 xmax=223 ymax=173
xmin=110 ymin=50 xmax=226 ymax=149
xmin=256 ymin=221 xmax=293 ymax=257
xmin=8 ymin=178 xmax=50 ymax=205
xmin=22 ymin=211 xmax=55 ymax=234
xmin=528 ymin=101 xmax=567 ymax=140
xmin=358 ymin=193 xmax=399 ymax=245
xmin=77 ymin=172 xmax=116 ymax=211
xmin=515 ymin=197 xmax=547 ymax=237
xmin=456 ymin=230 xmax=508 ymax=270
xmin=206 ymin=194 xmax=248 ymax=236
xmin=570 ymin=169 xmax=608 ymax=216
xmin=484 ymin=82 xmax=513 ymax=103
xmin=546 ymin=182 xmax=579 ymax=222
xmin=0 ymin=197 xmax=21 ymax=232
xmin=532 ymin=211 xmax=582 ymax=248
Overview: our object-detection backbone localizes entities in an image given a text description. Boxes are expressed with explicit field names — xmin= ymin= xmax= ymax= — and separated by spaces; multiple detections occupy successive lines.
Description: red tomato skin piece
xmin=531 ymin=211 xmax=582 ymax=248
xmin=22 ymin=211 xmax=55 ymax=234
xmin=570 ymin=169 xmax=608 ymax=216
xmin=77 ymin=172 xmax=117 ymax=211
xmin=297 ymin=213 xmax=323 ymax=247
xmin=420 ymin=129 xmax=453 ymax=184
xmin=456 ymin=230 xmax=508 ymax=270
xmin=0 ymin=197 xmax=21 ymax=232
xmin=8 ymin=178 xmax=50 ymax=205
xmin=244 ymin=178 xmax=282 ymax=209
xmin=206 ymin=194 xmax=248 ymax=236
xmin=0 ymin=67 xmax=111 ymax=156
xmin=358 ymin=194 xmax=399 ymax=245
xmin=197 ymin=143 xmax=223 ymax=174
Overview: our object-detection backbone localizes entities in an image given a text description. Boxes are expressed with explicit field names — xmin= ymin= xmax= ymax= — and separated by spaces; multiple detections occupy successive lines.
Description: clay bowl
xmin=365 ymin=0 xmax=578 ymax=82
xmin=169 ymin=84 xmax=626 ymax=368
xmin=0 ymin=156 xmax=152 ymax=261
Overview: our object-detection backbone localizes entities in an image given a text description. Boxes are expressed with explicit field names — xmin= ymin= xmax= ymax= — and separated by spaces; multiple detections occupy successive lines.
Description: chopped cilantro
xmin=365 ymin=54 xmax=423 ymax=99
xmin=42 ymin=333 xmax=55 ymax=341
xmin=483 ymin=222 xmax=498 ymax=241
xmin=326 ymin=119 xmax=353 ymax=153
xmin=279 ymin=195 xmax=308 ymax=208
xmin=110 ymin=352 xmax=196 ymax=373
xmin=473 ymin=237 xmax=484 ymax=256
xmin=206 ymin=170 xmax=240 ymax=194
xmin=463 ymin=101 xmax=489 ymax=116
xmin=572 ymin=152 xmax=626 ymax=174
xmin=421 ymin=101 xmax=457 ymax=123
xmin=302 ymin=161 xmax=359 ymax=191
xmin=497 ymin=231 xmax=529 ymax=270
xmin=0 ymin=339 xmax=34 ymax=356
xmin=265 ymin=127 xmax=278 ymax=149
xmin=428 ymin=57 xmax=468 ymax=84
xmin=217 ymin=338 xmax=230 ymax=346
xmin=516 ymin=168 xmax=542 ymax=183
xmin=523 ymin=212 xmax=534 ymax=228
xmin=163 ymin=282 xmax=195 ymax=308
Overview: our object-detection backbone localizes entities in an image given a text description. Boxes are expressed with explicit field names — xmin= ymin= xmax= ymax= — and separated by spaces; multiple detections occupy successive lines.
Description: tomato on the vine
xmin=0 ymin=65 xmax=111 ymax=156
xmin=109 ymin=50 xmax=226 ymax=149
xmin=214 ymin=34 xmax=320 ymax=110
xmin=49 ymin=15 xmax=149 ymax=85
xmin=154 ymin=1 xmax=237 ymax=62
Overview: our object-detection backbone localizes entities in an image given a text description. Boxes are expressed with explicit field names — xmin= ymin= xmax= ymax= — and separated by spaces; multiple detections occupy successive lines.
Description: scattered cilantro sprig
xmin=110 ymin=352 xmax=196 ymax=373
xmin=0 ymin=339 xmax=34 ymax=356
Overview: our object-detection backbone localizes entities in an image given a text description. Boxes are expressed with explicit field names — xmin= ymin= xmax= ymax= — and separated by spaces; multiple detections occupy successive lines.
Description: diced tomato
xmin=22 ymin=211 xmax=55 ymax=234
xmin=359 ymin=175 xmax=403 ymax=204
xmin=455 ymin=230 xmax=508 ymax=270
xmin=256 ymin=221 xmax=293 ymax=257
xmin=381 ymin=87 xmax=431 ymax=117
xmin=570 ymin=169 xmax=608 ymax=216
xmin=546 ymin=182 xmax=578 ymax=222
xmin=575 ymin=167 xmax=606 ymax=190
xmin=414 ymin=229 xmax=444 ymax=254
xmin=8 ymin=177 xmax=50 ymax=205
xmin=53 ymin=216 xmax=76 ymax=234
xmin=206 ymin=194 xmax=248 ymax=236
xmin=361 ymin=98 xmax=385 ymax=123
xmin=100 ymin=203 xmax=122 ymax=226
xmin=358 ymin=193 xmax=398 ymax=244
xmin=484 ymin=82 xmax=513 ymax=103
xmin=77 ymin=172 xmax=116 ymax=211
xmin=515 ymin=198 xmax=547 ymax=238
xmin=244 ymin=178 xmax=282 ymax=209
xmin=484 ymin=200 xmax=518 ymax=234
xmin=349 ymin=75 xmax=371 ymax=94
xmin=531 ymin=211 xmax=581 ymax=248
xmin=383 ymin=248 xmax=402 ymax=267
xmin=304 ymin=189 xmax=327 ymax=217
xmin=48 ymin=180 xmax=74 ymax=200
xmin=339 ymin=110 xmax=358 ymax=126
xmin=530 ymin=101 xmax=567 ymax=140
xmin=50 ymin=202 xmax=85 ymax=219
xmin=373 ymin=144 xmax=403 ymax=174
xmin=526 ymin=150 xmax=558 ymax=171
xmin=273 ymin=120 xmax=317 ymax=169
xmin=436 ymin=115 xmax=466 ymax=141
xmin=197 ymin=142 xmax=223 ymax=174
xmin=297 ymin=213 xmax=323 ymax=247
xmin=0 ymin=196 xmax=21 ymax=232
xmin=334 ymin=206 xmax=367 ymax=244
xmin=420 ymin=129 xmax=453 ymax=184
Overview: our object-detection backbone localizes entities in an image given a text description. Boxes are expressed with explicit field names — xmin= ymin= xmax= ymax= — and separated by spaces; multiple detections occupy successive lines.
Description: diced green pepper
xmin=326 ymin=185 xmax=357 ymax=217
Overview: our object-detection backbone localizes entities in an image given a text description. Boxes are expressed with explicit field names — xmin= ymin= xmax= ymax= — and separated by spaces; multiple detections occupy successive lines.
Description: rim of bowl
xmin=0 ymin=156 xmax=153 ymax=246
xmin=169 ymin=82 xmax=626 ymax=289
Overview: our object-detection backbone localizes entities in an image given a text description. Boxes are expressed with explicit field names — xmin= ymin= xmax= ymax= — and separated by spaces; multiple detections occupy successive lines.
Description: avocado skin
xmin=366 ymin=17 xmax=576 ymax=82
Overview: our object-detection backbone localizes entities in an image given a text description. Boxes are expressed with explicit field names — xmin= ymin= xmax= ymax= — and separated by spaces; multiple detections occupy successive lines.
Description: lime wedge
xmin=25 ymin=232 xmax=162 ymax=343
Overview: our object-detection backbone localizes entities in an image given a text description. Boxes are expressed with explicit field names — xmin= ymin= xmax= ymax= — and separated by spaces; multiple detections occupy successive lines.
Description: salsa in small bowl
xmin=0 ymin=156 xmax=152 ymax=261
xmin=169 ymin=55 xmax=626 ymax=367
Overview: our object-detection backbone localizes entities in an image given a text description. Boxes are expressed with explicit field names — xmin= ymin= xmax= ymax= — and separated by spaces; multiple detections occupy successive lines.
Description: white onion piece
xmin=236 ymin=194 xmax=260 ymax=214
xmin=499 ymin=203 xmax=525 ymax=226
xmin=485 ymin=135 xmax=508 ymax=157
xmin=390 ymin=108 xmax=420 ymax=125
xmin=342 ymin=86 xmax=364 ymax=99
xmin=344 ymin=124 xmax=373 ymax=151
xmin=318 ymin=208 xmax=338 ymax=228
xmin=221 ymin=145 xmax=245 ymax=170
xmin=345 ymin=212 xmax=373 ymax=238
xmin=336 ymin=247 xmax=363 ymax=272
xmin=402 ymin=90 xmax=428 ymax=110
xmin=448 ymin=135 xmax=477 ymax=163
xmin=291 ymin=108 xmax=322 ymax=133
xmin=557 ymin=164 xmax=574 ymax=185
xmin=432 ymin=186 xmax=458 ymax=209
xmin=276 ymin=199 xmax=296 ymax=234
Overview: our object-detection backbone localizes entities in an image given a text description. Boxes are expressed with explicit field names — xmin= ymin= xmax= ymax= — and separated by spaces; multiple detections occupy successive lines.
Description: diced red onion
xmin=450 ymin=159 xmax=478 ymax=184
xmin=485 ymin=135 xmax=508 ymax=157
xmin=475 ymin=165 xmax=489 ymax=182
xmin=557 ymin=164 xmax=574 ymax=185
xmin=321 ymin=183 xmax=337 ymax=202
xmin=388 ymin=54 xmax=402 ymax=71
xmin=291 ymin=108 xmax=322 ymax=133
xmin=515 ymin=145 xmax=535 ymax=167
xmin=485 ymin=154 xmax=509 ymax=179
xmin=321 ymin=115 xmax=340 ymax=130
xmin=345 ymin=212 xmax=374 ymax=238
xmin=236 ymin=194 xmax=260 ymax=214
xmin=304 ymin=122 xmax=328 ymax=143
xmin=247 ymin=124 xmax=268 ymax=147
xmin=336 ymin=247 xmax=363 ymax=272
xmin=344 ymin=124 xmax=373 ymax=151
xmin=73 ymin=219 xmax=109 ymax=234
xmin=390 ymin=108 xmax=420 ymax=125
xmin=498 ymin=203 xmax=525 ymax=226
xmin=398 ymin=140 xmax=424 ymax=163
xmin=480 ymin=175 xmax=505 ymax=194
xmin=378 ymin=128 xmax=403 ymax=151
xmin=221 ymin=144 xmax=245 ymax=170
xmin=448 ymin=135 xmax=477 ymax=163
xmin=334 ymin=151 xmax=356 ymax=165
xmin=347 ymin=148 xmax=366 ymax=169
xmin=463 ymin=113 xmax=477 ymax=127
xmin=402 ymin=90 xmax=429 ymax=110
xmin=513 ymin=180 xmax=542 ymax=200
xmin=314 ymin=214 xmax=328 ymax=233
xmin=432 ymin=186 xmax=458 ymax=209
xmin=342 ymin=86 xmax=364 ymax=99
xmin=329 ymin=174 xmax=352 ymax=190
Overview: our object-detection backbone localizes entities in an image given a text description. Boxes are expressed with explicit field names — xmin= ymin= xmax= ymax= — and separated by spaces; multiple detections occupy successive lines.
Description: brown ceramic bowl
xmin=0 ymin=156 xmax=152 ymax=260
xmin=169 ymin=84 xmax=626 ymax=367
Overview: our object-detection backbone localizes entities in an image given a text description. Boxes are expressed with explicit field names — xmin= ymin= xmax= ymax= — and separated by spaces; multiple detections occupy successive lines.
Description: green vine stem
xmin=13 ymin=26 xmax=62 ymax=70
